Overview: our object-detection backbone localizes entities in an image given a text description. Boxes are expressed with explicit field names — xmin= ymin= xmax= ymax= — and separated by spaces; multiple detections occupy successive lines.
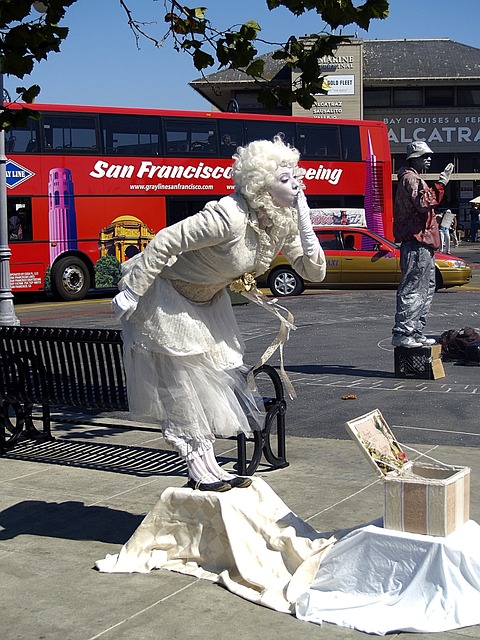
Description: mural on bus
xmin=46 ymin=166 xmax=155 ymax=289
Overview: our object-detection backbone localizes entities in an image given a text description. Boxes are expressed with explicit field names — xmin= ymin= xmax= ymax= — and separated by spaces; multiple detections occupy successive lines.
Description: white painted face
xmin=268 ymin=166 xmax=300 ymax=208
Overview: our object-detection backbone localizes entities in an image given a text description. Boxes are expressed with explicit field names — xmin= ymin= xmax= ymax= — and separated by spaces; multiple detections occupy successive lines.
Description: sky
xmin=7 ymin=0 xmax=480 ymax=112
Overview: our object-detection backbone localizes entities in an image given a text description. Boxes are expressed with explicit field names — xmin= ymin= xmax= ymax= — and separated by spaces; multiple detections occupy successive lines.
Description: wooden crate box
xmin=345 ymin=409 xmax=470 ymax=537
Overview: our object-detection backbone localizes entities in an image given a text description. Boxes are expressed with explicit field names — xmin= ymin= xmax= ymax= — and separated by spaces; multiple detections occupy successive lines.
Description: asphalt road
xmin=9 ymin=242 xmax=480 ymax=449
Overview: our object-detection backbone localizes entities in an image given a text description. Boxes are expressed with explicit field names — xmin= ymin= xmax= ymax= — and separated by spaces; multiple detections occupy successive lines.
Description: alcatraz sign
xmin=382 ymin=113 xmax=480 ymax=153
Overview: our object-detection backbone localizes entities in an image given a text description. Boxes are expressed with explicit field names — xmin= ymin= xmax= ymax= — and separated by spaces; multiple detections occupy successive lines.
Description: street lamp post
xmin=0 ymin=72 xmax=19 ymax=325
xmin=0 ymin=1 xmax=49 ymax=325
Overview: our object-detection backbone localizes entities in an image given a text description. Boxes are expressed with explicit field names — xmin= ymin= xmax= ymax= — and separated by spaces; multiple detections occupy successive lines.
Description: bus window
xmin=42 ymin=115 xmax=99 ymax=152
xmin=4 ymin=119 xmax=40 ymax=153
xmin=166 ymin=197 xmax=213 ymax=226
xmin=218 ymin=121 xmax=244 ymax=157
xmin=339 ymin=125 xmax=361 ymax=161
xmin=8 ymin=197 xmax=32 ymax=242
xmin=244 ymin=121 xmax=295 ymax=147
xmin=100 ymin=114 xmax=161 ymax=155
xmin=164 ymin=118 xmax=218 ymax=156
xmin=297 ymin=124 xmax=340 ymax=159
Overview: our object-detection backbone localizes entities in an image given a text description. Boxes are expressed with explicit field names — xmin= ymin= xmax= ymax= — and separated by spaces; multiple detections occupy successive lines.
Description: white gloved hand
xmin=112 ymin=286 xmax=139 ymax=320
xmin=438 ymin=163 xmax=454 ymax=185
xmin=296 ymin=190 xmax=319 ymax=256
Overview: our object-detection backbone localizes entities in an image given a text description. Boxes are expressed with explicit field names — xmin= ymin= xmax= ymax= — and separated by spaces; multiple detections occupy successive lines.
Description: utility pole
xmin=0 ymin=72 xmax=19 ymax=325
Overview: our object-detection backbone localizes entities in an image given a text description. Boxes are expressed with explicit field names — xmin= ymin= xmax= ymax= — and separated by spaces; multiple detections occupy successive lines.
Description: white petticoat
xmin=121 ymin=278 xmax=265 ymax=458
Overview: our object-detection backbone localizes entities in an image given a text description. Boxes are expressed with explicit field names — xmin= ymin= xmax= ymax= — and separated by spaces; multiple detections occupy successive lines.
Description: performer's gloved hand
xmin=438 ymin=163 xmax=454 ymax=185
xmin=112 ymin=286 xmax=139 ymax=320
xmin=296 ymin=189 xmax=319 ymax=256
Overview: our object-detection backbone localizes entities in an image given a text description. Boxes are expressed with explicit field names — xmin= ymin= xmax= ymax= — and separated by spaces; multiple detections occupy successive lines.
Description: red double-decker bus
xmin=4 ymin=103 xmax=392 ymax=300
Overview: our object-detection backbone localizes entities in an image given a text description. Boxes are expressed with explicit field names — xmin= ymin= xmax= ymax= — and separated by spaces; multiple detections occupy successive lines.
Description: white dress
xmin=119 ymin=193 xmax=326 ymax=459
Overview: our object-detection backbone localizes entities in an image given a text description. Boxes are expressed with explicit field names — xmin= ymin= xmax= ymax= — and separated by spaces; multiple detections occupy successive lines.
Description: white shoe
xmin=414 ymin=334 xmax=436 ymax=346
xmin=392 ymin=334 xmax=423 ymax=348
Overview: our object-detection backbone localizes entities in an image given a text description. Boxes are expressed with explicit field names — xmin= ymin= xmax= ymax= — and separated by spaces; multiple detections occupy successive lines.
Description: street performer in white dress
xmin=112 ymin=136 xmax=326 ymax=492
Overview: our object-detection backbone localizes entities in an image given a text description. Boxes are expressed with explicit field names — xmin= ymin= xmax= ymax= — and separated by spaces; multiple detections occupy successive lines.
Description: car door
xmin=314 ymin=229 xmax=342 ymax=284
xmin=338 ymin=230 xmax=400 ymax=285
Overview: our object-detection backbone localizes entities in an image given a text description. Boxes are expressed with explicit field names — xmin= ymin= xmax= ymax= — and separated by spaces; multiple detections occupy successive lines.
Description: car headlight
xmin=443 ymin=259 xmax=467 ymax=268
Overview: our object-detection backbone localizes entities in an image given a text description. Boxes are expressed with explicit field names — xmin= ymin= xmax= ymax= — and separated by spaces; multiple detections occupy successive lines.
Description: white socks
xmin=186 ymin=456 xmax=218 ymax=484
xmin=186 ymin=446 xmax=235 ymax=482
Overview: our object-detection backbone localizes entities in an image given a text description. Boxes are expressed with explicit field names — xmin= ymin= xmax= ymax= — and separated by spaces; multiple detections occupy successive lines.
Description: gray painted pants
xmin=393 ymin=240 xmax=436 ymax=337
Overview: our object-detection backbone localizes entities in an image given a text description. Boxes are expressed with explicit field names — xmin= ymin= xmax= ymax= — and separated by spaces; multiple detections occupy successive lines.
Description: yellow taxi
xmin=258 ymin=226 xmax=472 ymax=296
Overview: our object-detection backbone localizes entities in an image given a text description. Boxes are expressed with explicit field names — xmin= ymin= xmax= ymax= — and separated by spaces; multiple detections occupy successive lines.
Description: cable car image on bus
xmin=5 ymin=103 xmax=393 ymax=300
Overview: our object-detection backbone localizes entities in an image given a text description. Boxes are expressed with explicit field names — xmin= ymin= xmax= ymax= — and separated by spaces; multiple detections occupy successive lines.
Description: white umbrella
xmin=469 ymin=196 xmax=480 ymax=203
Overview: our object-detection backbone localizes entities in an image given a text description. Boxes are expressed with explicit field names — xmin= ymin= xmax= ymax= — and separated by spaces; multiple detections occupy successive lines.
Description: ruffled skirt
xmin=122 ymin=278 xmax=265 ymax=459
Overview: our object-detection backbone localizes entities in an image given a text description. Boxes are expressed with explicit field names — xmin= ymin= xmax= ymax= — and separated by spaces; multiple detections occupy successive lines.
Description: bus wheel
xmin=268 ymin=268 xmax=305 ymax=297
xmin=51 ymin=256 xmax=91 ymax=301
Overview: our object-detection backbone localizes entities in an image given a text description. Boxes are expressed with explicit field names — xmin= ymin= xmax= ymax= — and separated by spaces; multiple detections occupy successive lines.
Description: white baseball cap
xmin=406 ymin=141 xmax=434 ymax=159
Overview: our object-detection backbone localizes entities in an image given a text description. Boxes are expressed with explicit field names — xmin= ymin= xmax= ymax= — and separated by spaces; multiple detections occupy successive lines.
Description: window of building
xmin=234 ymin=91 xmax=270 ymax=114
xmin=391 ymin=154 xmax=404 ymax=174
xmin=457 ymin=153 xmax=480 ymax=173
xmin=393 ymin=88 xmax=423 ymax=107
xmin=457 ymin=86 xmax=480 ymax=107
xmin=425 ymin=87 xmax=454 ymax=107
xmin=364 ymin=89 xmax=390 ymax=108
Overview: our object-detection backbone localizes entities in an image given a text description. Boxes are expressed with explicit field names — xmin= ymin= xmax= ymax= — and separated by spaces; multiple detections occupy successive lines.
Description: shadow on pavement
xmin=0 ymin=499 xmax=143 ymax=543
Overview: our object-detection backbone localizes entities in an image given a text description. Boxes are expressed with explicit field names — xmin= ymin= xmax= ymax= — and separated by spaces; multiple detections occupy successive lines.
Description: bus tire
xmin=51 ymin=256 xmax=91 ymax=301
xmin=268 ymin=268 xmax=305 ymax=297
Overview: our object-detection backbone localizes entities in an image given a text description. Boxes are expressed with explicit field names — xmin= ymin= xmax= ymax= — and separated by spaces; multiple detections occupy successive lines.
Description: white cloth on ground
xmin=95 ymin=477 xmax=335 ymax=613
xmin=296 ymin=520 xmax=480 ymax=635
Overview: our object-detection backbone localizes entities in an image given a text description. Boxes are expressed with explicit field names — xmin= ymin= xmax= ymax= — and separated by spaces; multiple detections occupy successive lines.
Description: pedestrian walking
xmin=470 ymin=203 xmax=480 ymax=242
xmin=439 ymin=209 xmax=455 ymax=254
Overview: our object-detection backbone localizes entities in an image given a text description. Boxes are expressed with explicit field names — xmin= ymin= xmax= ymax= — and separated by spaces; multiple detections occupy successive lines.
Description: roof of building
xmin=363 ymin=39 xmax=480 ymax=80
xmin=190 ymin=52 xmax=287 ymax=86
xmin=190 ymin=38 xmax=480 ymax=88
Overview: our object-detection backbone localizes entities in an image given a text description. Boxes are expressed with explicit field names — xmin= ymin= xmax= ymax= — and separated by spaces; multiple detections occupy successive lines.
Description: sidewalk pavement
xmin=2 ymin=413 xmax=480 ymax=640
xmin=2 ymin=241 xmax=480 ymax=639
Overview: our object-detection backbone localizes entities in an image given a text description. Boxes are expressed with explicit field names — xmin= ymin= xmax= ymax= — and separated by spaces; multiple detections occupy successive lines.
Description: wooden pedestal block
xmin=394 ymin=344 xmax=445 ymax=379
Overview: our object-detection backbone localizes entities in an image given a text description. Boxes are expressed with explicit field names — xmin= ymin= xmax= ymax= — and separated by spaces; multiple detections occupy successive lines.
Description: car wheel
xmin=268 ymin=268 xmax=305 ymax=297
xmin=51 ymin=256 xmax=91 ymax=301
xmin=435 ymin=268 xmax=443 ymax=291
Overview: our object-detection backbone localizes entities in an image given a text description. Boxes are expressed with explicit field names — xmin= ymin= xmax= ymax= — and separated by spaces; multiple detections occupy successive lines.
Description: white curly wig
xmin=232 ymin=136 xmax=300 ymax=240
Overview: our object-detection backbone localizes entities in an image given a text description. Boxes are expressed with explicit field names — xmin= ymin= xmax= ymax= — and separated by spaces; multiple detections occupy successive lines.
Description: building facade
xmin=190 ymin=39 xmax=480 ymax=226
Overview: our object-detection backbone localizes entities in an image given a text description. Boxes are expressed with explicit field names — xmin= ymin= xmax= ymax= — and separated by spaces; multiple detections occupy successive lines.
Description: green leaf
xmin=192 ymin=48 xmax=215 ymax=71
xmin=244 ymin=59 xmax=265 ymax=77
xmin=18 ymin=84 xmax=41 ymax=103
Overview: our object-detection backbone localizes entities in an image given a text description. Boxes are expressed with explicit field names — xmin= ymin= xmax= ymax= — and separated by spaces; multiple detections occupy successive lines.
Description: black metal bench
xmin=0 ymin=326 xmax=288 ymax=475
